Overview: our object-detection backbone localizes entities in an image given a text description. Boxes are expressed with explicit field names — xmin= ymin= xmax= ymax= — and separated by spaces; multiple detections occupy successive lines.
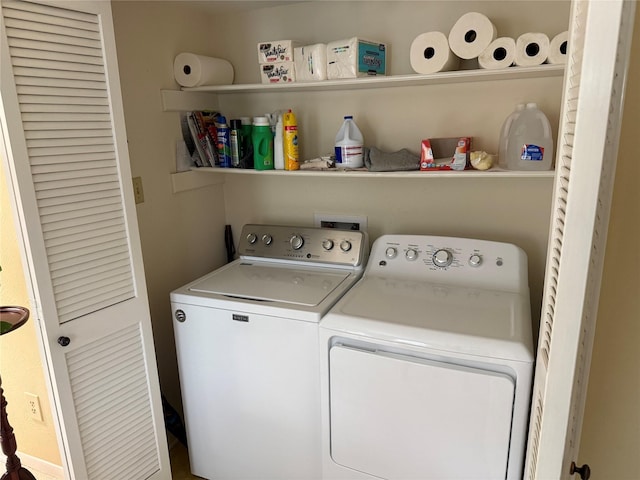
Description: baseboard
xmin=0 ymin=451 xmax=64 ymax=479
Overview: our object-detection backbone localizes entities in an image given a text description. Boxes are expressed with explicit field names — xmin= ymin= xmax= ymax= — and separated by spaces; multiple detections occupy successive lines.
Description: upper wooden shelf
xmin=161 ymin=65 xmax=564 ymax=110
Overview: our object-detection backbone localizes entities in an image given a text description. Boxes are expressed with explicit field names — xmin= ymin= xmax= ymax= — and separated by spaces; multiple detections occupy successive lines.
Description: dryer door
xmin=329 ymin=344 xmax=515 ymax=480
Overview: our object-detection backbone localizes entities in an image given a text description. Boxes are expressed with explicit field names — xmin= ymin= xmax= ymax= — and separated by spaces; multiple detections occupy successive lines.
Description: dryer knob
xmin=433 ymin=249 xmax=453 ymax=267
xmin=340 ymin=240 xmax=352 ymax=252
xmin=322 ymin=239 xmax=334 ymax=251
xmin=405 ymin=249 xmax=418 ymax=261
xmin=262 ymin=234 xmax=273 ymax=245
xmin=385 ymin=247 xmax=398 ymax=259
xmin=290 ymin=235 xmax=304 ymax=250
xmin=246 ymin=233 xmax=258 ymax=244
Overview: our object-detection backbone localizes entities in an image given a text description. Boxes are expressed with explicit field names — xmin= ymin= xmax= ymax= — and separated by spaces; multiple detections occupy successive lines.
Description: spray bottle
xmin=283 ymin=109 xmax=299 ymax=171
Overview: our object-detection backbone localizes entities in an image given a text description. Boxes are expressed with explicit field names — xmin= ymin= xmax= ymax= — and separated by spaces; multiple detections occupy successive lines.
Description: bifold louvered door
xmin=524 ymin=1 xmax=636 ymax=478
xmin=0 ymin=1 xmax=170 ymax=478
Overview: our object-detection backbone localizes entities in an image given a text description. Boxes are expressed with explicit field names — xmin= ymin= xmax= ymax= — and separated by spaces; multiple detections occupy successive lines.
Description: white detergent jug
xmin=505 ymin=103 xmax=554 ymax=171
xmin=334 ymin=115 xmax=364 ymax=168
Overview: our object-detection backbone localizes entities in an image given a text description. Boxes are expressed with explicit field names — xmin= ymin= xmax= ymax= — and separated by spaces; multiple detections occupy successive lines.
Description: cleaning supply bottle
xmin=505 ymin=103 xmax=554 ymax=171
xmin=216 ymin=115 xmax=231 ymax=168
xmin=498 ymin=103 xmax=525 ymax=169
xmin=334 ymin=115 xmax=364 ymax=168
xmin=240 ymin=117 xmax=253 ymax=169
xmin=230 ymin=119 xmax=242 ymax=168
xmin=274 ymin=114 xmax=285 ymax=170
xmin=283 ymin=109 xmax=299 ymax=170
xmin=252 ymin=116 xmax=274 ymax=170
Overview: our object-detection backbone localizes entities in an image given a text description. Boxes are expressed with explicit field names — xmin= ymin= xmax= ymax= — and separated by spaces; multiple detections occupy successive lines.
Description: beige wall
xmin=0 ymin=159 xmax=61 ymax=465
xmin=110 ymin=1 xmax=228 ymax=413
xmin=578 ymin=3 xmax=640 ymax=475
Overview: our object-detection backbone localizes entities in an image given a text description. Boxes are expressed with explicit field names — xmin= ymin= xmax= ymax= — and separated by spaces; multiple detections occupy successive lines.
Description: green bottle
xmin=252 ymin=116 xmax=274 ymax=170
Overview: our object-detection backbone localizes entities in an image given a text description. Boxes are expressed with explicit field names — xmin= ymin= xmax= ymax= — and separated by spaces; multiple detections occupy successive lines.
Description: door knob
xmin=570 ymin=461 xmax=591 ymax=480
xmin=57 ymin=336 xmax=71 ymax=347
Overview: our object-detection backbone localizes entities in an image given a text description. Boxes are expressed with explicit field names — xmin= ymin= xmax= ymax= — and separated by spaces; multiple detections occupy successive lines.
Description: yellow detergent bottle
xmin=283 ymin=109 xmax=299 ymax=170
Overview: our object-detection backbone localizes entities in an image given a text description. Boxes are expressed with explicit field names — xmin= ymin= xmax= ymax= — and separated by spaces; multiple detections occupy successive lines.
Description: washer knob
xmin=262 ymin=234 xmax=273 ymax=245
xmin=290 ymin=235 xmax=304 ymax=250
xmin=385 ymin=247 xmax=398 ymax=259
xmin=433 ymin=249 xmax=453 ymax=267
xmin=246 ymin=233 xmax=258 ymax=244
xmin=469 ymin=254 xmax=482 ymax=267
xmin=340 ymin=240 xmax=352 ymax=252
xmin=405 ymin=248 xmax=418 ymax=261
xmin=322 ymin=239 xmax=334 ymax=251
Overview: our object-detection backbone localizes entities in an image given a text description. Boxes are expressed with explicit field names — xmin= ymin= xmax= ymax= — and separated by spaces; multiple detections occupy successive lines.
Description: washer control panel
xmin=368 ymin=234 xmax=528 ymax=293
xmin=238 ymin=224 xmax=368 ymax=267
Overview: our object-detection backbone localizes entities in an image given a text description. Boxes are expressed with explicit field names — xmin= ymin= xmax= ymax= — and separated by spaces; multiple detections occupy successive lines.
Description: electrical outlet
xmin=132 ymin=176 xmax=144 ymax=204
xmin=24 ymin=392 xmax=43 ymax=422
xmin=314 ymin=213 xmax=368 ymax=232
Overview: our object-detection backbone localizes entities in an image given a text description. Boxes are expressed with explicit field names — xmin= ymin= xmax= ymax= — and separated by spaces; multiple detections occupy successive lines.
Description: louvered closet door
xmin=0 ymin=1 xmax=170 ymax=478
xmin=524 ymin=1 xmax=636 ymax=478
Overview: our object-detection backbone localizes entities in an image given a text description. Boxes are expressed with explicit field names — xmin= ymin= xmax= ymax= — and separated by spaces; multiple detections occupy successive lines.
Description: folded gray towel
xmin=364 ymin=147 xmax=420 ymax=172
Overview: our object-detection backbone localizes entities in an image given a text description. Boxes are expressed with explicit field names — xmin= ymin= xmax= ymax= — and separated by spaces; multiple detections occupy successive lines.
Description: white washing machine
xmin=170 ymin=224 xmax=368 ymax=480
xmin=319 ymin=234 xmax=534 ymax=480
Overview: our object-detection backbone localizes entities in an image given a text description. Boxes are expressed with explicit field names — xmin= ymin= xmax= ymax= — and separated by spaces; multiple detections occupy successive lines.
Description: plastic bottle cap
xmin=526 ymin=102 xmax=537 ymax=109
xmin=516 ymin=104 xmax=526 ymax=110
xmin=253 ymin=116 xmax=270 ymax=126
xmin=344 ymin=115 xmax=353 ymax=119
xmin=240 ymin=117 xmax=252 ymax=125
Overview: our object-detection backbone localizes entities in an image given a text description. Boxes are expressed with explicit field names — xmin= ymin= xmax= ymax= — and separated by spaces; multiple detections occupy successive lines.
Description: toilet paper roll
xmin=515 ymin=33 xmax=550 ymax=67
xmin=548 ymin=31 xmax=569 ymax=65
xmin=448 ymin=12 xmax=497 ymax=60
xmin=410 ymin=31 xmax=460 ymax=74
xmin=478 ymin=37 xmax=516 ymax=70
xmin=173 ymin=53 xmax=234 ymax=88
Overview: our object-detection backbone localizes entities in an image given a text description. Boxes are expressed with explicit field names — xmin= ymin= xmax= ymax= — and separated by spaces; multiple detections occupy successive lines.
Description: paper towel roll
xmin=173 ymin=53 xmax=234 ymax=87
xmin=448 ymin=12 xmax=497 ymax=60
xmin=410 ymin=31 xmax=460 ymax=74
xmin=515 ymin=33 xmax=550 ymax=67
xmin=548 ymin=31 xmax=569 ymax=65
xmin=478 ymin=37 xmax=516 ymax=69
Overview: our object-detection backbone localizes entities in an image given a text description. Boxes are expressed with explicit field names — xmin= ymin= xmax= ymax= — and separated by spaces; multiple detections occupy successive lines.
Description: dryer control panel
xmin=238 ymin=224 xmax=368 ymax=268
xmin=368 ymin=234 xmax=528 ymax=293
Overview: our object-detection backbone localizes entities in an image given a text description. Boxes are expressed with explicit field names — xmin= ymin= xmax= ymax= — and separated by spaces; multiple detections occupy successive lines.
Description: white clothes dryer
xmin=319 ymin=234 xmax=534 ymax=480
xmin=171 ymin=224 xmax=368 ymax=480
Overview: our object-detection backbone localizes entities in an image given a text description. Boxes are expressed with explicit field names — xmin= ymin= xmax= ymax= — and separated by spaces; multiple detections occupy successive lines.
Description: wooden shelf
xmin=162 ymin=65 xmax=564 ymax=111
xmin=186 ymin=166 xmax=556 ymax=179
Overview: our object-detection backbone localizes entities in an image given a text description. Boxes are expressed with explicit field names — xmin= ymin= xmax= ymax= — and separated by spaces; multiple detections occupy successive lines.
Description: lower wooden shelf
xmin=171 ymin=166 xmax=555 ymax=192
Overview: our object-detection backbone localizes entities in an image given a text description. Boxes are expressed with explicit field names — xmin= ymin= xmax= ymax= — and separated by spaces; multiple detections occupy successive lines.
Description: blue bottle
xmin=216 ymin=115 xmax=231 ymax=168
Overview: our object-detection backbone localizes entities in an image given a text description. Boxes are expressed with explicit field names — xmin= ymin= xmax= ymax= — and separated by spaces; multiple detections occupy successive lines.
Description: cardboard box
xmin=420 ymin=137 xmax=472 ymax=171
xmin=260 ymin=62 xmax=296 ymax=84
xmin=257 ymin=40 xmax=299 ymax=64
xmin=327 ymin=37 xmax=387 ymax=79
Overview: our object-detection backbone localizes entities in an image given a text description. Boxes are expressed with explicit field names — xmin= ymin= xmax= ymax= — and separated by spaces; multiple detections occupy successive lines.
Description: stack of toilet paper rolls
xmin=409 ymin=11 xmax=569 ymax=74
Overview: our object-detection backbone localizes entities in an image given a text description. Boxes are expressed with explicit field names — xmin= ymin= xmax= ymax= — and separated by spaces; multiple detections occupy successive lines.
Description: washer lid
xmin=322 ymin=276 xmax=534 ymax=362
xmin=189 ymin=261 xmax=353 ymax=306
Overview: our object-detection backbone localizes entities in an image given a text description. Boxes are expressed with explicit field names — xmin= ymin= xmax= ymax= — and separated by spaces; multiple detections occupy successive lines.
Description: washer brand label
xmin=232 ymin=314 xmax=249 ymax=322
